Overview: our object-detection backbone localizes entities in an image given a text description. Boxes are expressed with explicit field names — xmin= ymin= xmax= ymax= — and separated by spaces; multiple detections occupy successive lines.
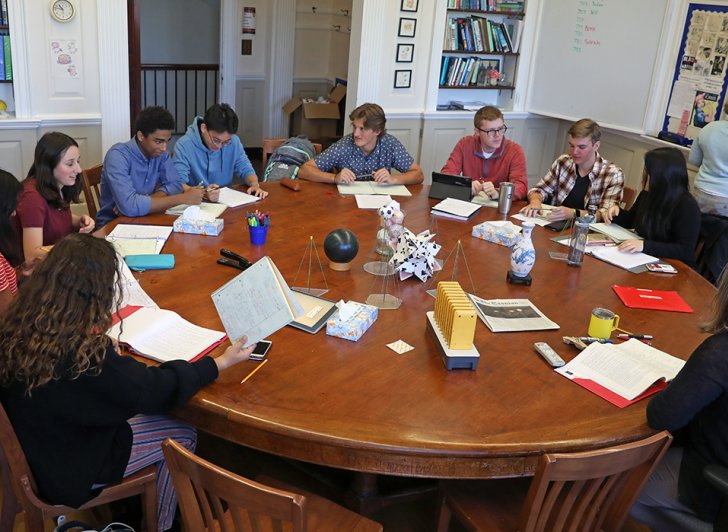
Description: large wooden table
xmin=102 ymin=182 xmax=714 ymax=483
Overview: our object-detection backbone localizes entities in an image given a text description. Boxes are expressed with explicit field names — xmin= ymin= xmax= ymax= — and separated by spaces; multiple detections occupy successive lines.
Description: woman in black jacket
xmin=0 ymin=233 xmax=254 ymax=531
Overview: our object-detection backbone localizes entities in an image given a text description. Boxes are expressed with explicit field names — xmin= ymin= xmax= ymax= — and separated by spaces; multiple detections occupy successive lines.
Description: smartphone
xmin=646 ymin=263 xmax=678 ymax=274
xmin=249 ymin=340 xmax=272 ymax=361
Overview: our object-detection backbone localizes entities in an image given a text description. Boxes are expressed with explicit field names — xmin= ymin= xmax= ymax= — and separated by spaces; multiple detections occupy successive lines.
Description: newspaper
xmin=468 ymin=296 xmax=559 ymax=333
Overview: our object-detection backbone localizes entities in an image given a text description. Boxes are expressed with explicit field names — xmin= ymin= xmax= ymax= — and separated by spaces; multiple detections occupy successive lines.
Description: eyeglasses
xmin=209 ymin=135 xmax=232 ymax=148
xmin=476 ymin=126 xmax=508 ymax=138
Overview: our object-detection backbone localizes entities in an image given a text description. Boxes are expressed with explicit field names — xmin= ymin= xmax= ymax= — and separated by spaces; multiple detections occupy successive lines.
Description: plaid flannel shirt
xmin=529 ymin=153 xmax=624 ymax=212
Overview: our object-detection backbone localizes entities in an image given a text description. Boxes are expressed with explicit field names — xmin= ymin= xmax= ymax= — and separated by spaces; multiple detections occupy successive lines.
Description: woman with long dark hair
xmin=605 ymin=147 xmax=701 ymax=266
xmin=16 ymin=132 xmax=95 ymax=262
xmin=0 ymin=234 xmax=254 ymax=530
xmin=0 ymin=170 xmax=22 ymax=314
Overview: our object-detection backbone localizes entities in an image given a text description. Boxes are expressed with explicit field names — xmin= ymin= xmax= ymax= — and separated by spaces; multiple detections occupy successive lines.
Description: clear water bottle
xmin=567 ymin=205 xmax=596 ymax=267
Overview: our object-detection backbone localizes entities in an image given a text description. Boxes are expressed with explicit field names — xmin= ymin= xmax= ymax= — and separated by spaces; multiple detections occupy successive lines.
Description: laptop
xmin=429 ymin=172 xmax=472 ymax=202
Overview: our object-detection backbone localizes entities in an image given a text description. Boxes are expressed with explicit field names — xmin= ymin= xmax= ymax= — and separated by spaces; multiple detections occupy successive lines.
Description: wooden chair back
xmin=81 ymin=164 xmax=103 ymax=219
xmin=621 ymin=186 xmax=637 ymax=210
xmin=162 ymin=438 xmax=307 ymax=532
xmin=261 ymin=138 xmax=322 ymax=169
xmin=518 ymin=431 xmax=672 ymax=531
xmin=0 ymin=401 xmax=157 ymax=532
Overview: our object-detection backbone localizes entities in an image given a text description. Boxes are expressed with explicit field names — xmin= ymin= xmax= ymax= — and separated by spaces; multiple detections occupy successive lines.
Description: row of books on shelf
xmin=0 ymin=35 xmax=11 ymax=81
xmin=447 ymin=0 xmax=524 ymax=11
xmin=444 ymin=15 xmax=523 ymax=54
xmin=440 ymin=56 xmax=503 ymax=87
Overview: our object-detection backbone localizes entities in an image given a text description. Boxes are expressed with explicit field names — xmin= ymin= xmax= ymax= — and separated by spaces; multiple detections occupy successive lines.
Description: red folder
xmin=612 ymin=285 xmax=693 ymax=313
xmin=572 ymin=377 xmax=668 ymax=408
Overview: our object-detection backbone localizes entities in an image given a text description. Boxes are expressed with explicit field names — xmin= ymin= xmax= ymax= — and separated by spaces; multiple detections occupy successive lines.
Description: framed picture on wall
xmin=398 ymin=18 xmax=417 ymax=38
xmin=396 ymin=43 xmax=414 ymax=63
xmin=394 ymin=70 xmax=412 ymax=89
xmin=401 ymin=0 xmax=419 ymax=12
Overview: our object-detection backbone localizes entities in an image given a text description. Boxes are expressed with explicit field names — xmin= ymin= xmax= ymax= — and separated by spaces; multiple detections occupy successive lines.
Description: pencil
xmin=240 ymin=358 xmax=268 ymax=384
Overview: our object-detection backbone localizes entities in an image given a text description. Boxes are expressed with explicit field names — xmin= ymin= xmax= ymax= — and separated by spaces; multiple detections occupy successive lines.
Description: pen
xmin=578 ymin=337 xmax=613 ymax=344
xmin=240 ymin=358 xmax=268 ymax=384
xmin=617 ymin=334 xmax=653 ymax=340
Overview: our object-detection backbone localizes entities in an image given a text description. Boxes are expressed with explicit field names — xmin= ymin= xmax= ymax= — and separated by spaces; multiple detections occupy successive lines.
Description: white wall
xmin=295 ymin=0 xmax=351 ymax=82
xmin=140 ymin=0 xmax=220 ymax=63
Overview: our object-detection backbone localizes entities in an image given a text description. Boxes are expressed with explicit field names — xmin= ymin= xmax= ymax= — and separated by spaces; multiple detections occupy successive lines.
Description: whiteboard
xmin=527 ymin=0 xmax=669 ymax=134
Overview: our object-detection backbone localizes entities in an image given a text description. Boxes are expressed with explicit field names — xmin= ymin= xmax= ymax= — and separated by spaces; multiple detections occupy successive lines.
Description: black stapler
xmin=217 ymin=249 xmax=252 ymax=271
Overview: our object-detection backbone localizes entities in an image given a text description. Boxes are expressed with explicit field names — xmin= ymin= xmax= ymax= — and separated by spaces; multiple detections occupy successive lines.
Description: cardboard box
xmin=472 ymin=221 xmax=521 ymax=247
xmin=173 ymin=217 xmax=224 ymax=236
xmin=283 ymin=84 xmax=347 ymax=139
xmin=326 ymin=301 xmax=378 ymax=342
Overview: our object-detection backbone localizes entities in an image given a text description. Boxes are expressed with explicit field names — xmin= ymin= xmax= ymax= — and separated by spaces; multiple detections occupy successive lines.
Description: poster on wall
xmin=242 ymin=7 xmax=256 ymax=35
xmin=50 ymin=38 xmax=83 ymax=93
xmin=662 ymin=4 xmax=728 ymax=143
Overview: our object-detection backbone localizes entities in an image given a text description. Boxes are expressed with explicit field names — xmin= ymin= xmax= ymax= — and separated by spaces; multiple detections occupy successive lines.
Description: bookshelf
xmin=438 ymin=1 xmax=525 ymax=109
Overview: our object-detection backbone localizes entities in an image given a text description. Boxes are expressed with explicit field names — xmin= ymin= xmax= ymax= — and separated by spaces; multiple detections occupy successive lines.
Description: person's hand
xmin=78 ymin=215 xmax=95 ymax=234
xmin=335 ymin=168 xmax=356 ymax=184
xmin=603 ymin=205 xmax=620 ymax=224
xmin=18 ymin=257 xmax=42 ymax=277
xmin=214 ymin=337 xmax=256 ymax=371
xmin=618 ymin=239 xmax=644 ymax=253
xmin=481 ymin=181 xmax=497 ymax=199
xmin=545 ymin=206 xmax=575 ymax=222
xmin=182 ymin=186 xmax=204 ymax=205
xmin=248 ymin=183 xmax=268 ymax=198
xmin=471 ymin=180 xmax=484 ymax=195
xmin=520 ymin=202 xmax=543 ymax=218
xmin=373 ymin=168 xmax=394 ymax=183
xmin=204 ymin=184 xmax=220 ymax=203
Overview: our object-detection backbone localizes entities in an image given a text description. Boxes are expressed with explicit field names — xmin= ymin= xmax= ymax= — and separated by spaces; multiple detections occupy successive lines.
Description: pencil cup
xmin=588 ymin=308 xmax=620 ymax=339
xmin=248 ymin=225 xmax=268 ymax=246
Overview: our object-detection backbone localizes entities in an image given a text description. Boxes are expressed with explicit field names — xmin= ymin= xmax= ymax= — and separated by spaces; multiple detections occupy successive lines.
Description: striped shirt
xmin=0 ymin=252 xmax=17 ymax=296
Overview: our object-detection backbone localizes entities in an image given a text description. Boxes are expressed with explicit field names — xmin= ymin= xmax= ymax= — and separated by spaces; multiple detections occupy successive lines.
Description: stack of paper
xmin=590 ymin=246 xmax=658 ymax=271
xmin=108 ymin=307 xmax=225 ymax=363
xmin=337 ymin=182 xmax=411 ymax=196
xmin=555 ymin=339 xmax=685 ymax=408
xmin=355 ymin=194 xmax=393 ymax=209
xmin=107 ymin=224 xmax=173 ymax=256
xmin=431 ymin=197 xmax=481 ymax=220
xmin=589 ymin=223 xmax=642 ymax=243
xmin=217 ymin=187 xmax=260 ymax=208
xmin=166 ymin=202 xmax=227 ymax=217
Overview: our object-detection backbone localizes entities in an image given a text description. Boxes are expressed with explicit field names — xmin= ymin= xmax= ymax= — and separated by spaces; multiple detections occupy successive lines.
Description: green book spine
xmin=4 ymin=35 xmax=11 ymax=81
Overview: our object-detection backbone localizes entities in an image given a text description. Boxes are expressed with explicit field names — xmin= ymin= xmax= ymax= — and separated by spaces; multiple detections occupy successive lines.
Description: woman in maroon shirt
xmin=16 ymin=132 xmax=95 ymax=262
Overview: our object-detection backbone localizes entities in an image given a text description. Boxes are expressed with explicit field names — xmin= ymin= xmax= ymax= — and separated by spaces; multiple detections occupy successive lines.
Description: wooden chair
xmin=436 ymin=431 xmax=672 ymax=532
xmin=261 ymin=138 xmax=322 ymax=169
xmin=621 ymin=186 xmax=637 ymax=210
xmin=81 ymin=164 xmax=103 ymax=220
xmin=0 ymin=401 xmax=157 ymax=532
xmin=162 ymin=438 xmax=383 ymax=532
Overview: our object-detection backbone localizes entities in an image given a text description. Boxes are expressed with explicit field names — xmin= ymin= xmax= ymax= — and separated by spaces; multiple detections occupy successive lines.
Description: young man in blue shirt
xmin=173 ymin=103 xmax=267 ymax=201
xmin=298 ymin=103 xmax=423 ymax=185
xmin=96 ymin=106 xmax=203 ymax=228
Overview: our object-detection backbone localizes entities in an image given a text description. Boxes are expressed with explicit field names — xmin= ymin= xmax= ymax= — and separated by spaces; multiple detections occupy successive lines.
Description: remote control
xmin=534 ymin=342 xmax=565 ymax=367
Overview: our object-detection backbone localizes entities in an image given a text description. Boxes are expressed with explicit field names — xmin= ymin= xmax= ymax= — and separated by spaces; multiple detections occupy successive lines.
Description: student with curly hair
xmin=15 ymin=132 xmax=95 ymax=262
xmin=0 ymin=234 xmax=255 ymax=531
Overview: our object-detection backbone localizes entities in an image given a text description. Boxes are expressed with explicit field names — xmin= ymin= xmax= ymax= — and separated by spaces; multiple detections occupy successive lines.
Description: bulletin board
xmin=661 ymin=3 xmax=728 ymax=144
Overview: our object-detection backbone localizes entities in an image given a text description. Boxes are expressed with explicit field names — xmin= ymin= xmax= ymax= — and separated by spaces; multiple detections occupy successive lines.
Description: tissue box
xmin=472 ymin=221 xmax=521 ymax=247
xmin=326 ymin=302 xmax=378 ymax=342
xmin=173 ymin=217 xmax=224 ymax=236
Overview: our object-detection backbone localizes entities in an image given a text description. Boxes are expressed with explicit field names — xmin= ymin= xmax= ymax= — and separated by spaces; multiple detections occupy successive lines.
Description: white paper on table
xmin=216 ymin=187 xmax=260 ymax=208
xmin=590 ymin=246 xmax=659 ymax=270
xmin=589 ymin=223 xmax=643 ymax=242
xmin=108 ymin=224 xmax=173 ymax=241
xmin=109 ymin=238 xmax=160 ymax=257
xmin=355 ymin=194 xmax=393 ymax=209
xmin=511 ymin=213 xmax=552 ymax=227
xmin=431 ymin=197 xmax=481 ymax=219
xmin=387 ymin=340 xmax=414 ymax=354
xmin=337 ymin=182 xmax=411 ymax=196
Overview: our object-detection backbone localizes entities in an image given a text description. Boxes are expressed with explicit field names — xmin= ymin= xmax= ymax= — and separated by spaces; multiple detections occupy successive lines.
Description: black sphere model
xmin=323 ymin=229 xmax=359 ymax=271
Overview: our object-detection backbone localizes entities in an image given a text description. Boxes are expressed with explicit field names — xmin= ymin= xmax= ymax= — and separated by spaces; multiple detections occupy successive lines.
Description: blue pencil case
xmin=125 ymin=254 xmax=175 ymax=272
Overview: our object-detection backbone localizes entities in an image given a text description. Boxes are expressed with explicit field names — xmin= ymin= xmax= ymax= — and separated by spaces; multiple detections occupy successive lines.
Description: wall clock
xmin=50 ymin=0 xmax=76 ymax=23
